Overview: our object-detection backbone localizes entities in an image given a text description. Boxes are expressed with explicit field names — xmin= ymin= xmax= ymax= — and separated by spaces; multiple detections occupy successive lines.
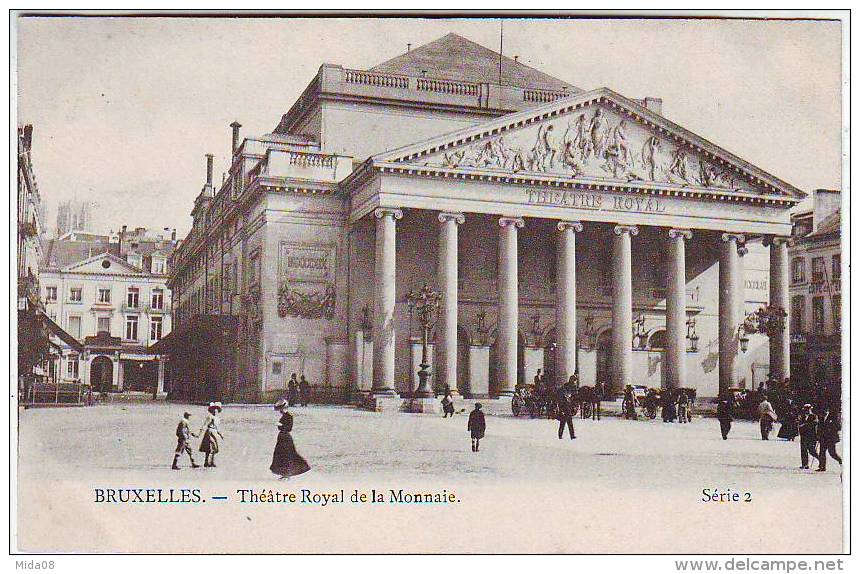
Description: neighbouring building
xmin=164 ymin=33 xmax=803 ymax=407
xmin=40 ymin=227 xmax=177 ymax=393
xmin=55 ymin=199 xmax=99 ymax=238
xmin=788 ymin=189 xmax=842 ymax=395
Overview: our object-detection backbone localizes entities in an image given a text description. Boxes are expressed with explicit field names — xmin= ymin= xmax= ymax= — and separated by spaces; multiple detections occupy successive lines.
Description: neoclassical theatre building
xmin=163 ymin=34 xmax=803 ymax=406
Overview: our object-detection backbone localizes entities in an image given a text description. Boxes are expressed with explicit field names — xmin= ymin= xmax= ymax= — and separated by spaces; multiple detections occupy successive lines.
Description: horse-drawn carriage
xmin=511 ymin=383 xmax=603 ymax=419
xmin=625 ymin=386 xmax=697 ymax=421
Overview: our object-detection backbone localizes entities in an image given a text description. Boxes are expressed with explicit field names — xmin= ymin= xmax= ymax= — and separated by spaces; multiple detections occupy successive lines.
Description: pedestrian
xmin=556 ymin=386 xmax=576 ymax=440
xmin=816 ymin=407 xmax=842 ymax=472
xmin=777 ymin=400 xmax=799 ymax=441
xmin=758 ymin=396 xmax=778 ymax=440
xmin=288 ymin=373 xmax=299 ymax=407
xmin=661 ymin=389 xmax=677 ymax=423
xmin=172 ymin=411 xmax=200 ymax=470
xmin=441 ymin=387 xmax=455 ymax=418
xmin=623 ymin=385 xmax=637 ymax=419
xmin=676 ymin=390 xmax=689 ymax=424
xmin=716 ymin=397 xmax=732 ymax=440
xmin=198 ymin=402 xmax=224 ymax=468
xmin=467 ymin=403 xmax=486 ymax=452
xmin=299 ymin=375 xmax=310 ymax=407
xmin=270 ymin=399 xmax=311 ymax=480
xmin=797 ymin=404 xmax=819 ymax=470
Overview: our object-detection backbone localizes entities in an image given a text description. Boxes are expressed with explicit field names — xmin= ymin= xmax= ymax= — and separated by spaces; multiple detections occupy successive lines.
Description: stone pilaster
xmin=767 ymin=235 xmax=791 ymax=383
xmin=372 ymin=207 xmax=403 ymax=395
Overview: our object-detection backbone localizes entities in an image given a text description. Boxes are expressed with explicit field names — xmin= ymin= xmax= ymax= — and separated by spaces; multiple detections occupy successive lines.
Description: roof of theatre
xmin=370 ymin=33 xmax=580 ymax=92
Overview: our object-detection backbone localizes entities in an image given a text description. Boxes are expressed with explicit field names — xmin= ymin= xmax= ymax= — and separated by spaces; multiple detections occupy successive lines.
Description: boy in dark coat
xmin=816 ymin=408 xmax=842 ymax=472
xmin=797 ymin=404 xmax=819 ymax=469
xmin=172 ymin=412 xmax=200 ymax=470
xmin=467 ymin=403 xmax=486 ymax=452
xmin=716 ymin=398 xmax=732 ymax=440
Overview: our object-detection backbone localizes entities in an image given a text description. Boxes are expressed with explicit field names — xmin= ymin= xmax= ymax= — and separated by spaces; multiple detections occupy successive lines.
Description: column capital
xmin=613 ymin=224 xmax=639 ymax=236
xmin=498 ymin=216 xmax=525 ymax=229
xmin=557 ymin=220 xmax=584 ymax=233
xmin=721 ymin=232 xmax=745 ymax=243
xmin=438 ymin=211 xmax=465 ymax=225
xmin=763 ymin=235 xmax=791 ymax=247
xmin=668 ymin=228 xmax=693 ymax=240
xmin=374 ymin=207 xmax=403 ymax=220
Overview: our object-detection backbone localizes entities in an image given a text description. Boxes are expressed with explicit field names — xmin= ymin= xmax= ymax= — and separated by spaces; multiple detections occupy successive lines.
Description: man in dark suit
xmin=817 ymin=407 xmax=842 ymax=472
xmin=556 ymin=386 xmax=576 ymax=440
xmin=299 ymin=375 xmax=310 ymax=407
xmin=467 ymin=403 xmax=486 ymax=452
xmin=716 ymin=397 xmax=732 ymax=440
xmin=797 ymin=404 xmax=819 ymax=470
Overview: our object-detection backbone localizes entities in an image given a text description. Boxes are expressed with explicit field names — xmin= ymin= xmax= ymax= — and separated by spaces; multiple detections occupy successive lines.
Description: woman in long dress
xmin=270 ymin=399 xmax=310 ymax=479
xmin=198 ymin=402 xmax=224 ymax=468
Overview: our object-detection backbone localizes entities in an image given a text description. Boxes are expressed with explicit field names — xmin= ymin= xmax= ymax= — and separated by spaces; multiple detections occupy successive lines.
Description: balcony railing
xmin=344 ymin=69 xmax=409 ymax=89
xmin=523 ymin=88 xmax=569 ymax=103
xmin=416 ymin=77 xmax=480 ymax=96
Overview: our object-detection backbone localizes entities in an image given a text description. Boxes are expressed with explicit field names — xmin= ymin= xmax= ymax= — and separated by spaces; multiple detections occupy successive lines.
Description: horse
xmin=577 ymin=385 xmax=602 ymax=420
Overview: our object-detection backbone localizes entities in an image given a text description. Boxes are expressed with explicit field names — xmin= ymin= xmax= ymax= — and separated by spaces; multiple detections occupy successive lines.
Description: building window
xmin=152 ymin=258 xmax=166 ymax=274
xmin=125 ymin=315 xmax=139 ymax=341
xmin=811 ymin=257 xmax=826 ymax=283
xmin=832 ymin=295 xmax=841 ymax=332
xmin=67 ymin=315 xmax=82 ymax=339
xmin=151 ymin=288 xmax=164 ymax=310
xmin=69 ymin=287 xmax=82 ymax=302
xmin=150 ymin=316 xmax=163 ymax=341
xmin=48 ymin=311 xmax=57 ymax=323
xmin=791 ymin=296 xmax=805 ymax=333
xmin=832 ymin=254 xmax=841 ymax=281
xmin=97 ymin=287 xmax=112 ymax=304
xmin=97 ymin=316 xmax=111 ymax=335
xmin=812 ymin=297 xmax=825 ymax=333
xmin=45 ymin=286 xmax=57 ymax=302
xmin=66 ymin=354 xmax=79 ymax=379
xmin=127 ymin=287 xmax=139 ymax=308
xmin=791 ymin=257 xmax=805 ymax=284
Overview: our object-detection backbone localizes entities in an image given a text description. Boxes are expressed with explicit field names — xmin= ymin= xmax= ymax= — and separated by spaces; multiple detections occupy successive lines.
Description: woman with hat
xmin=270 ymin=399 xmax=311 ymax=479
xmin=198 ymin=402 xmax=224 ymax=468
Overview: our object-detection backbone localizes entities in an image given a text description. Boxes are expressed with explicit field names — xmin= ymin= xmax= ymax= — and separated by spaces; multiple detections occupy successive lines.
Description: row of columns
xmin=370 ymin=207 xmax=790 ymax=397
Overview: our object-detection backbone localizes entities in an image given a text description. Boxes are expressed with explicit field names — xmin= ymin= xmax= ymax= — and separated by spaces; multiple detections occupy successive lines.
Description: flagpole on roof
xmin=498 ymin=20 xmax=504 ymax=86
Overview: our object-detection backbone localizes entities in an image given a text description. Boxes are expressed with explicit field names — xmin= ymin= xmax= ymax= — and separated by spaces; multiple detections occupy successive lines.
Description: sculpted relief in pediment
xmin=423 ymin=106 xmax=744 ymax=191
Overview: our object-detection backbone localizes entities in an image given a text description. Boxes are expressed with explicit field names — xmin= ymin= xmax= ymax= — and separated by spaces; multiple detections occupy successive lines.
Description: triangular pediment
xmin=64 ymin=252 xmax=144 ymax=275
xmin=374 ymin=88 xmax=804 ymax=200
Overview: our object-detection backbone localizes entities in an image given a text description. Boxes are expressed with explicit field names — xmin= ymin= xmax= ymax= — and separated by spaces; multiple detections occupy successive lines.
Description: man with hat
xmin=467 ymin=403 xmax=486 ymax=452
xmin=172 ymin=411 xmax=200 ymax=470
xmin=797 ymin=403 xmax=819 ymax=470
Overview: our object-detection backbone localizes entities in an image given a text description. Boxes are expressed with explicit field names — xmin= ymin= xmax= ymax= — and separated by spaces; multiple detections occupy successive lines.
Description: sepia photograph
xmin=11 ymin=11 xmax=848 ymax=558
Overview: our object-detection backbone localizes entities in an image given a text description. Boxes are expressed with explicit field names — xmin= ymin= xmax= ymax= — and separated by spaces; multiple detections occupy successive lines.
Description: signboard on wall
xmin=277 ymin=242 xmax=337 ymax=320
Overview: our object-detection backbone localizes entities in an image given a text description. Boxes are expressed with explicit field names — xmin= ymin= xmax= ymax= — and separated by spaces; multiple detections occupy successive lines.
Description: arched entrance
xmin=647 ymin=330 xmax=667 ymax=388
xmin=596 ymin=329 xmax=612 ymax=395
xmin=90 ymin=355 xmax=114 ymax=393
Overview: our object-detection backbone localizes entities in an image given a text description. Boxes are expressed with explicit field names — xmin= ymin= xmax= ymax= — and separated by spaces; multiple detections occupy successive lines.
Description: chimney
xmin=642 ymin=97 xmax=663 ymax=116
xmin=230 ymin=121 xmax=242 ymax=155
xmin=171 ymin=229 xmax=177 ymax=241
xmin=205 ymin=154 xmax=214 ymax=186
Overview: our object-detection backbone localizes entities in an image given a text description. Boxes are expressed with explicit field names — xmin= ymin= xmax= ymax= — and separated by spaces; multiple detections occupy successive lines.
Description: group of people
xmin=287 ymin=373 xmax=311 ymax=407
xmin=172 ymin=401 xmax=224 ymax=470
xmin=717 ymin=385 xmax=842 ymax=472
xmin=623 ymin=385 xmax=693 ymax=423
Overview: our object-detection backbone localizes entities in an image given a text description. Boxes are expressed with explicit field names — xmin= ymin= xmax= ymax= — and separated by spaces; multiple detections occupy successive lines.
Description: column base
xmin=361 ymin=392 xmax=402 ymax=413
xmin=404 ymin=397 xmax=442 ymax=414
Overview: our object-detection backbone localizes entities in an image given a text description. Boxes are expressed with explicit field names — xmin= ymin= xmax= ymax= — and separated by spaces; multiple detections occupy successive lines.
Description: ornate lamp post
xmin=737 ymin=305 xmax=787 ymax=354
xmin=406 ymin=284 xmax=443 ymax=398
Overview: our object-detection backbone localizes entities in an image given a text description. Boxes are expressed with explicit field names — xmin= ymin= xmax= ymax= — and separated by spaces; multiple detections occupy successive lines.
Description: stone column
xmin=768 ymin=236 xmax=791 ymax=383
xmin=611 ymin=225 xmax=638 ymax=394
xmin=719 ymin=233 xmax=745 ymax=394
xmin=666 ymin=229 xmax=692 ymax=390
xmin=497 ymin=216 xmax=524 ymax=396
xmin=157 ymin=357 xmax=166 ymax=394
xmin=372 ymin=207 xmax=403 ymax=395
xmin=437 ymin=212 xmax=465 ymax=395
xmin=555 ymin=221 xmax=583 ymax=385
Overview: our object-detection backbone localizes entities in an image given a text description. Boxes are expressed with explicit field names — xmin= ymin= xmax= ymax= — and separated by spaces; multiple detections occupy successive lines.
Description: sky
xmin=16 ymin=16 xmax=843 ymax=237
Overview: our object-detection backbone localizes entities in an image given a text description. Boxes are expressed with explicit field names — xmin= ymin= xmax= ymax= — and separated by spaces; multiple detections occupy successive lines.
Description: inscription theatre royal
xmin=161 ymin=33 xmax=802 ymax=410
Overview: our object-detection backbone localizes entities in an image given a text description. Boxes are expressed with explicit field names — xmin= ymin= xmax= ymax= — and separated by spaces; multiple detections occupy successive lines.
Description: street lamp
xmin=686 ymin=317 xmax=699 ymax=353
xmin=406 ymin=284 xmax=443 ymax=398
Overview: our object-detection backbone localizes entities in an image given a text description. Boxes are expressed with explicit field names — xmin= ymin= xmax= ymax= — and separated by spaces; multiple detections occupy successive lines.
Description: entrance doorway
xmin=90 ymin=356 xmax=114 ymax=393
xmin=596 ymin=329 xmax=612 ymax=395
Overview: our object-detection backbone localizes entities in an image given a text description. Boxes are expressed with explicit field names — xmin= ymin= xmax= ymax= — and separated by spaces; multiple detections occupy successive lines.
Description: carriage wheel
xmin=581 ymin=402 xmax=591 ymax=419
xmin=647 ymin=407 xmax=657 ymax=420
